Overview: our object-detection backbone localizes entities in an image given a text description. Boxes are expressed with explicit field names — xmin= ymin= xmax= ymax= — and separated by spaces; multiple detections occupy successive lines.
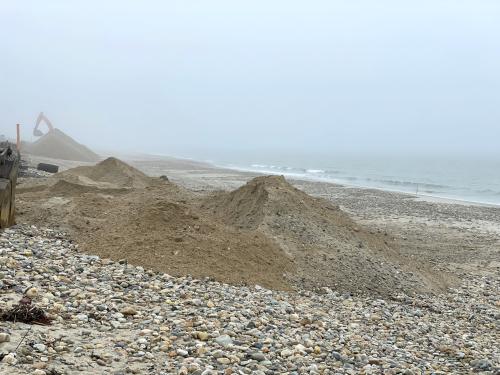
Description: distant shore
xmin=217 ymin=162 xmax=500 ymax=208
xmin=127 ymin=152 xmax=500 ymax=209
xmin=23 ymin=150 xmax=500 ymax=209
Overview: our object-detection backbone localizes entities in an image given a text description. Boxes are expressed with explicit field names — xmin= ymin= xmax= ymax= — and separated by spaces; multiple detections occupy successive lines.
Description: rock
xmin=34 ymin=343 xmax=47 ymax=352
xmin=470 ymin=359 xmax=492 ymax=370
xmin=215 ymin=335 xmax=233 ymax=347
xmin=251 ymin=352 xmax=266 ymax=361
xmin=26 ymin=287 xmax=38 ymax=298
xmin=33 ymin=362 xmax=47 ymax=370
xmin=0 ymin=224 xmax=497 ymax=374
xmin=121 ymin=306 xmax=138 ymax=316
xmin=197 ymin=331 xmax=209 ymax=341
xmin=33 ymin=370 xmax=46 ymax=375
xmin=0 ymin=333 xmax=10 ymax=343
xmin=332 ymin=351 xmax=342 ymax=360
xmin=2 ymin=353 xmax=17 ymax=365
xmin=76 ymin=314 xmax=88 ymax=322
xmin=217 ymin=358 xmax=231 ymax=365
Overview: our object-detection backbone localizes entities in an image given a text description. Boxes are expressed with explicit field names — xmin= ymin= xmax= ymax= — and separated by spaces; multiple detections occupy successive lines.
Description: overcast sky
xmin=1 ymin=1 xmax=499 ymax=158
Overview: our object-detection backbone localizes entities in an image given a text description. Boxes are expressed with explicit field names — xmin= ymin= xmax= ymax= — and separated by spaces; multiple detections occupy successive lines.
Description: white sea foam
xmin=306 ymin=169 xmax=325 ymax=174
xmin=217 ymin=156 xmax=500 ymax=206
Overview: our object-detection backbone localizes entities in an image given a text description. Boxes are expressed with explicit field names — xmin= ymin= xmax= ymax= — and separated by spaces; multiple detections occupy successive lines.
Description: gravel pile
xmin=0 ymin=226 xmax=498 ymax=374
xmin=24 ymin=129 xmax=99 ymax=163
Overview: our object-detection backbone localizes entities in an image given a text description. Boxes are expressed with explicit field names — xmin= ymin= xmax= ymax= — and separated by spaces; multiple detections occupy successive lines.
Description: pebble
xmin=2 ymin=353 xmax=17 ymax=365
xmin=0 ymin=333 xmax=10 ymax=343
xmin=251 ymin=352 xmax=266 ymax=361
xmin=33 ymin=344 xmax=46 ymax=352
xmin=470 ymin=358 xmax=493 ymax=370
xmin=0 ymin=225 xmax=498 ymax=374
xmin=76 ymin=314 xmax=88 ymax=322
xmin=25 ymin=287 xmax=38 ymax=298
xmin=197 ymin=331 xmax=209 ymax=341
xmin=121 ymin=306 xmax=138 ymax=316
xmin=215 ymin=335 xmax=233 ymax=347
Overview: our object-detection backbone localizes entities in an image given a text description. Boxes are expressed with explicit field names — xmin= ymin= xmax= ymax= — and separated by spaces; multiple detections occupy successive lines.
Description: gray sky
xmin=1 ymin=1 xmax=499 ymax=158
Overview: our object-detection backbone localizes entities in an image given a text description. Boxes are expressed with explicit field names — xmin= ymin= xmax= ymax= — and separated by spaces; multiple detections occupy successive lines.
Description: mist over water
xmin=2 ymin=1 xmax=500 ymax=204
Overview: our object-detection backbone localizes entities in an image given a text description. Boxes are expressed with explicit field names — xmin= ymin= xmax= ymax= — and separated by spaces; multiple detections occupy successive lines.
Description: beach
xmin=1 ymin=153 xmax=498 ymax=374
xmin=18 ymin=152 xmax=500 ymax=281
xmin=4 ymin=2 xmax=499 ymax=373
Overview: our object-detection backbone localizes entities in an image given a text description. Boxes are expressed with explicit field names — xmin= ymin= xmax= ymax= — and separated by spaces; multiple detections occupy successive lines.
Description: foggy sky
xmin=1 ymin=1 xmax=499 ymax=158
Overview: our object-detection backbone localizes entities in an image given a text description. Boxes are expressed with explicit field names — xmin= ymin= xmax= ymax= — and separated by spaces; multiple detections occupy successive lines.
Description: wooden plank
xmin=0 ymin=142 xmax=19 ymax=228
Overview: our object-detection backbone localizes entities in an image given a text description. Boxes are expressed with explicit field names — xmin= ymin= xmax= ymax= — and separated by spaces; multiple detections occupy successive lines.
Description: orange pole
xmin=16 ymin=123 xmax=20 ymax=150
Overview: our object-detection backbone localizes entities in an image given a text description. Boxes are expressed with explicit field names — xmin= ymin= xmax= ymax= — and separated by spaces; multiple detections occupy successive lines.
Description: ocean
xmin=209 ymin=152 xmax=500 ymax=206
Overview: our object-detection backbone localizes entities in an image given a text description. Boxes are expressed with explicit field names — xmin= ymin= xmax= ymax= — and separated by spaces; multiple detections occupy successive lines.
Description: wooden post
xmin=16 ymin=123 xmax=21 ymax=150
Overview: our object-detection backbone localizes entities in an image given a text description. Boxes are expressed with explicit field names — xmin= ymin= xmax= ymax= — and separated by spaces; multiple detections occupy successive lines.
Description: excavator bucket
xmin=33 ymin=112 xmax=54 ymax=137
xmin=0 ymin=142 xmax=19 ymax=228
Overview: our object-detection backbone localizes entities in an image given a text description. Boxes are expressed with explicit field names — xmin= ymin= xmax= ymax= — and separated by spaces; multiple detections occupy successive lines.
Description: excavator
xmin=0 ymin=112 xmax=55 ymax=228
xmin=32 ymin=112 xmax=59 ymax=174
xmin=33 ymin=112 xmax=54 ymax=137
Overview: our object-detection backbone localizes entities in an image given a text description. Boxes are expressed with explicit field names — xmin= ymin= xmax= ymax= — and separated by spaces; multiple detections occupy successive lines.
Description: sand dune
xmin=24 ymin=129 xmax=100 ymax=162
xmin=17 ymin=158 xmax=450 ymax=296
xmin=203 ymin=175 xmax=449 ymax=295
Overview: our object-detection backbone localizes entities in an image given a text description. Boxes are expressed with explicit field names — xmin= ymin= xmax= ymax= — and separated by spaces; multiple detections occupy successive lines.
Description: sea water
xmin=211 ymin=152 xmax=500 ymax=206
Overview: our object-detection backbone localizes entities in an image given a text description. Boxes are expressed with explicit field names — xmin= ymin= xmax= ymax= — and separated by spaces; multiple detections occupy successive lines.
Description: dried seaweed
xmin=0 ymin=296 xmax=52 ymax=325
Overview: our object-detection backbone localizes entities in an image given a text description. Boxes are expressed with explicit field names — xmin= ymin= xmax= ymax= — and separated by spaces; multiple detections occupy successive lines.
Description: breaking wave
xmin=220 ymin=160 xmax=500 ymax=206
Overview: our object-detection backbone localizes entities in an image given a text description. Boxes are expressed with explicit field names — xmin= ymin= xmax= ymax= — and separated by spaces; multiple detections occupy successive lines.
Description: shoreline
xmin=22 ymin=150 xmax=500 ymax=208
xmin=207 ymin=160 xmax=500 ymax=209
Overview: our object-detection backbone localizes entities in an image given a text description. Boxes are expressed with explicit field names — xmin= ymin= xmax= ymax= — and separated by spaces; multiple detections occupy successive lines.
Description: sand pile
xmin=203 ymin=175 xmax=448 ymax=295
xmin=15 ymin=162 xmax=448 ymax=295
xmin=16 ymin=160 xmax=292 ymax=290
xmin=74 ymin=189 xmax=292 ymax=289
xmin=57 ymin=157 xmax=159 ymax=189
xmin=48 ymin=179 xmax=128 ymax=197
xmin=24 ymin=129 xmax=100 ymax=162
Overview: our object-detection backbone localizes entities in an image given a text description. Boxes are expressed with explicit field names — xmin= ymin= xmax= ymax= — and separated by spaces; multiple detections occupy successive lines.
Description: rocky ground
xmin=0 ymin=226 xmax=498 ymax=374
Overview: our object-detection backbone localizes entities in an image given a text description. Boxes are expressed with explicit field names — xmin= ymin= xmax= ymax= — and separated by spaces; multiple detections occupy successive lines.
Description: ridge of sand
xmin=56 ymin=157 xmax=159 ymax=189
xmin=24 ymin=129 xmax=100 ymax=162
xmin=202 ymin=175 xmax=450 ymax=295
xmin=16 ymin=159 xmax=451 ymax=295
xmin=17 ymin=182 xmax=292 ymax=290
xmin=16 ymin=159 xmax=293 ymax=290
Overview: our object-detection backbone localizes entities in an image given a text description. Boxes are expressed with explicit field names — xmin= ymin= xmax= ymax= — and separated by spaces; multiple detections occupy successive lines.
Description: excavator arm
xmin=33 ymin=112 xmax=54 ymax=136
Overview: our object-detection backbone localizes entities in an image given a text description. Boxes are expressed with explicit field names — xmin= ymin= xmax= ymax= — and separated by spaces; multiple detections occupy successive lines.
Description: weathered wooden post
xmin=0 ymin=142 xmax=20 ymax=228
xmin=16 ymin=123 xmax=21 ymax=150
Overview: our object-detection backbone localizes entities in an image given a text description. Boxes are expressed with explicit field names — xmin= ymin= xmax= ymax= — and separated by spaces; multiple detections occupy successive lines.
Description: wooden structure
xmin=0 ymin=142 xmax=19 ymax=228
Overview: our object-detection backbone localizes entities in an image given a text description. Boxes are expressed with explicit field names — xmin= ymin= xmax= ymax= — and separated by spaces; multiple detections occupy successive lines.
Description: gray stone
xmin=215 ymin=335 xmax=233 ymax=347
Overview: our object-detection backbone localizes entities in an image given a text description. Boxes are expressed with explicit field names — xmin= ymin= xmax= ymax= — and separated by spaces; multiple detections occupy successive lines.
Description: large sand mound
xmin=17 ymin=179 xmax=292 ymax=289
xmin=16 ymin=163 xmax=449 ymax=295
xmin=203 ymin=175 xmax=449 ymax=295
xmin=57 ymin=157 xmax=159 ymax=189
xmin=24 ymin=129 xmax=100 ymax=162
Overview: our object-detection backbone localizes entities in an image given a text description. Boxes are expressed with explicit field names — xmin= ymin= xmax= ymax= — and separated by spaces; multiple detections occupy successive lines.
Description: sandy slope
xmin=15 ymin=158 xmax=453 ymax=296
